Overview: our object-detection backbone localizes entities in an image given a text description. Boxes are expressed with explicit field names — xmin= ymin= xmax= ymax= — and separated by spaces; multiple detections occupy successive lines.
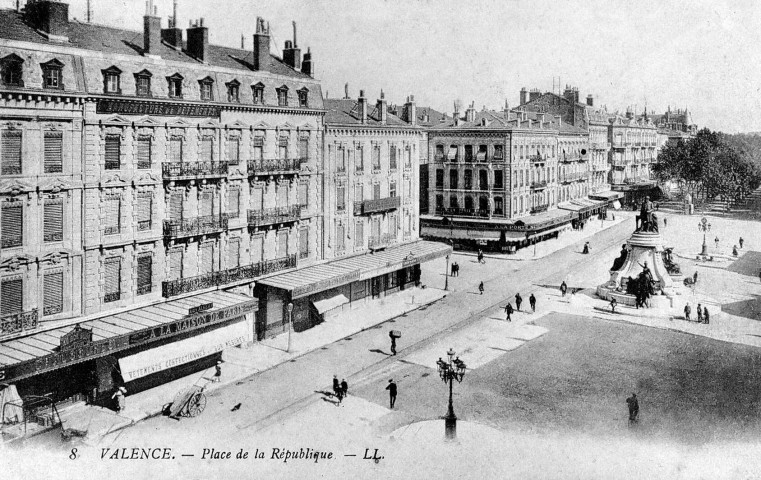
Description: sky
xmin=4 ymin=0 xmax=760 ymax=133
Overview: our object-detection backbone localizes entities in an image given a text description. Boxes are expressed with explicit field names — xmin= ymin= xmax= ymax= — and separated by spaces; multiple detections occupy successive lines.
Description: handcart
xmin=168 ymin=378 xmax=209 ymax=419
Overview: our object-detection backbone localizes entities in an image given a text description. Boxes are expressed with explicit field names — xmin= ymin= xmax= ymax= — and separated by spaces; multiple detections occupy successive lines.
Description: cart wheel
xmin=187 ymin=392 xmax=207 ymax=417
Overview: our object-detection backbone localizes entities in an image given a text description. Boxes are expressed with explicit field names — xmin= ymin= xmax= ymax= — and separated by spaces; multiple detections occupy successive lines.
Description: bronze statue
xmin=611 ymin=244 xmax=628 ymax=271
xmin=635 ymin=196 xmax=658 ymax=233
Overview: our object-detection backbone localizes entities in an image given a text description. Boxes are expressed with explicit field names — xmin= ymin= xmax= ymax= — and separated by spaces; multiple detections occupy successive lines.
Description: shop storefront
xmin=0 ymin=291 xmax=257 ymax=406
xmin=254 ymin=241 xmax=451 ymax=338
xmin=559 ymin=198 xmax=607 ymax=228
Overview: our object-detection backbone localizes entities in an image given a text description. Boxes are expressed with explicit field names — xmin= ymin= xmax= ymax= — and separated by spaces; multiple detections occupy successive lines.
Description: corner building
xmin=0 ymin=1 xmax=322 ymax=407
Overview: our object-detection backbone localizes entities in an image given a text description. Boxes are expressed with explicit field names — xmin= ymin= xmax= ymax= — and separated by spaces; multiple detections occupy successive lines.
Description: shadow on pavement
xmin=722 ymin=294 xmax=761 ymax=321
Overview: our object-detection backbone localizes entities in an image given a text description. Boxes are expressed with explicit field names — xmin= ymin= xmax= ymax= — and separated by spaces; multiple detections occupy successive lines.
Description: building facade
xmin=608 ymin=110 xmax=659 ymax=206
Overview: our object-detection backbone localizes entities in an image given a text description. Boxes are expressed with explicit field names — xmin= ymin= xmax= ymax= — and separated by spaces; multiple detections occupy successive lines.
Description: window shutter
xmin=137 ymin=254 xmax=152 ymax=294
xmin=279 ymin=137 xmax=288 ymax=159
xmin=299 ymin=228 xmax=308 ymax=257
xmin=169 ymin=249 xmax=183 ymax=280
xmin=1 ymin=130 xmax=22 ymax=175
xmin=228 ymin=187 xmax=240 ymax=218
xmin=298 ymin=138 xmax=309 ymax=160
xmin=104 ymin=257 xmax=121 ymax=296
xmin=44 ymin=199 xmax=63 ymax=242
xmin=251 ymin=188 xmax=263 ymax=211
xmin=227 ymin=136 xmax=240 ymax=165
xmin=251 ymin=237 xmax=263 ymax=263
xmin=200 ymin=243 xmax=213 ymax=274
xmin=2 ymin=202 xmax=22 ymax=248
xmin=136 ymin=194 xmax=151 ymax=230
xmin=44 ymin=131 xmax=63 ymax=173
xmin=103 ymin=197 xmax=120 ymax=233
xmin=373 ymin=184 xmax=381 ymax=200
xmin=1 ymin=277 xmax=23 ymax=314
xmin=169 ymin=193 xmax=183 ymax=221
xmin=298 ymin=183 xmax=308 ymax=206
xmin=170 ymin=137 xmax=183 ymax=163
xmin=354 ymin=221 xmax=363 ymax=247
xmin=277 ymin=184 xmax=288 ymax=207
xmin=200 ymin=192 xmax=214 ymax=217
xmin=200 ymin=137 xmax=214 ymax=162
xmin=137 ymin=136 xmax=151 ymax=169
xmin=104 ymin=135 xmax=121 ymax=169
xmin=277 ymin=232 xmax=288 ymax=256
xmin=336 ymin=186 xmax=345 ymax=210
xmin=336 ymin=224 xmax=345 ymax=250
xmin=43 ymin=272 xmax=63 ymax=316
xmin=227 ymin=238 xmax=240 ymax=268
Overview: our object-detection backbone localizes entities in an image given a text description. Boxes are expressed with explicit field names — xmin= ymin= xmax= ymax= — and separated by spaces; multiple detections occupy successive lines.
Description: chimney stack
xmin=253 ymin=17 xmax=271 ymax=71
xmin=529 ymin=88 xmax=541 ymax=102
xmin=186 ymin=18 xmax=209 ymax=62
xmin=403 ymin=95 xmax=417 ymax=126
xmin=465 ymin=101 xmax=476 ymax=123
xmin=520 ymin=87 xmax=527 ymax=105
xmin=282 ymin=22 xmax=302 ymax=70
xmin=358 ymin=90 xmax=368 ymax=124
xmin=143 ymin=0 xmax=162 ymax=57
xmin=586 ymin=94 xmax=594 ymax=107
xmin=302 ymin=47 xmax=314 ymax=77
xmin=162 ymin=0 xmax=183 ymax=48
xmin=25 ymin=0 xmax=70 ymax=42
xmin=377 ymin=91 xmax=387 ymax=125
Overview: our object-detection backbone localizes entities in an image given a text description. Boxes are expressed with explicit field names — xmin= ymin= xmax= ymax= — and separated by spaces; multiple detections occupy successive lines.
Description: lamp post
xmin=444 ymin=254 xmax=450 ymax=291
xmin=698 ymin=217 xmax=711 ymax=256
xmin=286 ymin=302 xmax=293 ymax=353
xmin=436 ymin=348 xmax=466 ymax=440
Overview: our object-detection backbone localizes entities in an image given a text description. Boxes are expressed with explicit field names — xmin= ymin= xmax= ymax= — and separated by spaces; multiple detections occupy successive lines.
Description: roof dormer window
xmin=252 ymin=82 xmax=265 ymax=105
xmin=199 ymin=76 xmax=214 ymax=101
xmin=41 ymin=59 xmax=64 ymax=90
xmin=167 ymin=73 xmax=183 ymax=99
xmin=226 ymin=79 xmax=240 ymax=103
xmin=276 ymin=85 xmax=289 ymax=107
xmin=102 ymin=66 xmax=122 ymax=94
xmin=1 ymin=54 xmax=24 ymax=88
xmin=297 ymin=87 xmax=309 ymax=108
xmin=134 ymin=69 xmax=152 ymax=97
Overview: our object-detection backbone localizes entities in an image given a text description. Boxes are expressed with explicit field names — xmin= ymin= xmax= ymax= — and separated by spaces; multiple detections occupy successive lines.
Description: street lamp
xmin=444 ymin=254 xmax=450 ymax=291
xmin=436 ymin=348 xmax=467 ymax=440
xmin=286 ymin=302 xmax=294 ymax=353
xmin=698 ymin=217 xmax=711 ymax=256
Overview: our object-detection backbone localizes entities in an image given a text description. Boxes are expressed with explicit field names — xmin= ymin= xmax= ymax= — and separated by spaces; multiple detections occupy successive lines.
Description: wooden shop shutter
xmin=104 ymin=257 xmax=121 ymax=295
xmin=170 ymin=137 xmax=183 ymax=163
xmin=43 ymin=271 xmax=63 ymax=315
xmin=200 ymin=136 xmax=214 ymax=162
xmin=104 ymin=135 xmax=121 ymax=169
xmin=2 ymin=202 xmax=22 ymax=247
xmin=227 ymin=237 xmax=240 ymax=268
xmin=44 ymin=131 xmax=63 ymax=173
xmin=137 ymin=254 xmax=152 ymax=293
xmin=200 ymin=191 xmax=214 ymax=217
xmin=169 ymin=249 xmax=183 ymax=280
xmin=1 ymin=130 xmax=22 ymax=175
xmin=44 ymin=199 xmax=63 ymax=242
xmin=169 ymin=192 xmax=183 ymax=221
xmin=1 ymin=277 xmax=22 ymax=314
xmin=136 ymin=136 xmax=151 ymax=169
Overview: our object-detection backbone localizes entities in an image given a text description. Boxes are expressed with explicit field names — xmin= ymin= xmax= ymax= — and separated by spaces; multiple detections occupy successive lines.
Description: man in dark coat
xmin=560 ymin=281 xmax=568 ymax=297
xmin=478 ymin=281 xmax=484 ymax=295
xmin=515 ymin=293 xmax=523 ymax=311
xmin=704 ymin=306 xmax=710 ymax=324
xmin=389 ymin=331 xmax=397 ymax=355
xmin=626 ymin=393 xmax=639 ymax=424
xmin=529 ymin=293 xmax=536 ymax=312
xmin=504 ymin=302 xmax=513 ymax=322
xmin=386 ymin=379 xmax=397 ymax=409
xmin=340 ymin=379 xmax=348 ymax=398
xmin=333 ymin=375 xmax=342 ymax=400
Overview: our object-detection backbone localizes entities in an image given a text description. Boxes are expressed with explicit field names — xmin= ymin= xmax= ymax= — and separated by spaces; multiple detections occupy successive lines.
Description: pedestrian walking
xmin=732 ymin=245 xmax=739 ymax=257
xmin=693 ymin=271 xmax=698 ymax=284
xmin=340 ymin=379 xmax=348 ymax=398
xmin=560 ymin=281 xmax=568 ymax=297
xmin=664 ymin=217 xmax=667 ymax=228
xmin=684 ymin=302 xmax=692 ymax=322
xmin=582 ymin=242 xmax=590 ymax=254
xmin=389 ymin=331 xmax=397 ymax=355
xmin=529 ymin=293 xmax=536 ymax=312
xmin=697 ymin=303 xmax=703 ymax=323
xmin=715 ymin=236 xmax=719 ymax=249
xmin=626 ymin=393 xmax=639 ymax=425
xmin=386 ymin=379 xmax=397 ymax=409
xmin=610 ymin=297 xmax=617 ymax=313
xmin=477 ymin=249 xmax=485 ymax=264
xmin=111 ymin=386 xmax=126 ymax=413
xmin=212 ymin=360 xmax=222 ymax=382
xmin=704 ymin=306 xmax=710 ymax=324
xmin=504 ymin=302 xmax=513 ymax=322
xmin=739 ymin=237 xmax=744 ymax=249
xmin=515 ymin=293 xmax=522 ymax=311
xmin=454 ymin=262 xmax=459 ymax=276
xmin=450 ymin=263 xmax=456 ymax=276
xmin=478 ymin=281 xmax=484 ymax=295
xmin=333 ymin=375 xmax=341 ymax=399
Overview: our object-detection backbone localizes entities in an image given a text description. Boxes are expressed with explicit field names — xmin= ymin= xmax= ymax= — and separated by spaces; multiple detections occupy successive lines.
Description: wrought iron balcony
xmin=529 ymin=154 xmax=545 ymax=163
xmin=435 ymin=207 xmax=490 ymax=218
xmin=530 ymin=180 xmax=548 ymax=190
xmin=162 ymin=162 xmax=228 ymax=179
xmin=161 ymin=254 xmax=297 ymax=298
xmin=356 ymin=196 xmax=401 ymax=215
xmin=1 ymin=308 xmax=38 ymax=339
xmin=530 ymin=204 xmax=549 ymax=214
xmin=560 ymin=173 xmax=589 ymax=184
xmin=369 ymin=233 xmax=397 ymax=250
xmin=104 ymin=292 xmax=121 ymax=303
xmin=247 ymin=158 xmax=301 ymax=175
xmin=247 ymin=206 xmax=301 ymax=227
xmin=2 ymin=235 xmax=22 ymax=248
xmin=163 ymin=214 xmax=229 ymax=238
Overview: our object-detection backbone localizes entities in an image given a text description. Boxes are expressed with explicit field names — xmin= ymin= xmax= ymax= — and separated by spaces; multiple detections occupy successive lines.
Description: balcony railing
xmin=1 ymin=308 xmax=38 ymax=339
xmin=163 ymin=214 xmax=229 ymax=238
xmin=560 ymin=173 xmax=589 ymax=184
xmin=1 ymin=165 xmax=22 ymax=175
xmin=530 ymin=180 xmax=548 ymax=190
xmin=529 ymin=154 xmax=545 ymax=163
xmin=162 ymin=161 xmax=228 ymax=179
xmin=530 ymin=204 xmax=549 ymax=214
xmin=43 ymin=231 xmax=64 ymax=242
xmin=357 ymin=196 xmax=401 ymax=215
xmin=369 ymin=233 xmax=397 ymax=250
xmin=2 ymin=236 xmax=22 ymax=248
xmin=247 ymin=206 xmax=301 ymax=227
xmin=104 ymin=292 xmax=121 ymax=303
xmin=247 ymin=158 xmax=302 ymax=175
xmin=435 ymin=207 xmax=490 ymax=218
xmin=162 ymin=254 xmax=297 ymax=298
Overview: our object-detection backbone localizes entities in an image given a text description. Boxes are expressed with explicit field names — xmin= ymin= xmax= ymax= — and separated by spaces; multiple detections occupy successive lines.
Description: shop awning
xmin=0 ymin=291 xmax=257 ymax=382
xmin=312 ymin=294 xmax=349 ymax=314
xmin=590 ymin=191 xmax=624 ymax=201
xmin=517 ymin=209 xmax=574 ymax=229
xmin=558 ymin=201 xmax=584 ymax=212
xmin=423 ymin=226 xmax=502 ymax=240
xmin=258 ymin=240 xmax=452 ymax=299
xmin=527 ymin=224 xmax=570 ymax=241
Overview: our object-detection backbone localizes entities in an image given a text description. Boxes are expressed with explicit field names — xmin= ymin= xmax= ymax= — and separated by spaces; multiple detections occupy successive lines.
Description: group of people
xmin=684 ymin=302 xmax=710 ymax=324
xmin=450 ymin=262 xmax=460 ymax=276
xmin=332 ymin=375 xmax=349 ymax=404
xmin=504 ymin=292 xmax=537 ymax=321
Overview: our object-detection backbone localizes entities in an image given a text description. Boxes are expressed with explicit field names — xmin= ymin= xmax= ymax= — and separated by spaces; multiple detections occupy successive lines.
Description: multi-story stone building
xmin=650 ymin=107 xmax=697 ymax=136
xmin=254 ymin=91 xmax=449 ymax=333
xmin=0 ymin=1 xmax=323 ymax=403
xmin=608 ymin=109 xmax=659 ymax=206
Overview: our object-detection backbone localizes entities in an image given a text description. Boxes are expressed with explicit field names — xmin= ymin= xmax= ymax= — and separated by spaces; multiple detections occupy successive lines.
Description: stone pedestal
xmin=597 ymin=231 xmax=677 ymax=301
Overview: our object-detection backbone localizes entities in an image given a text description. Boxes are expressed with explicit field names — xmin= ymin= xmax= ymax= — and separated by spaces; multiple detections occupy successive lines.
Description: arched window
xmin=1 ymin=54 xmax=24 ymax=87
